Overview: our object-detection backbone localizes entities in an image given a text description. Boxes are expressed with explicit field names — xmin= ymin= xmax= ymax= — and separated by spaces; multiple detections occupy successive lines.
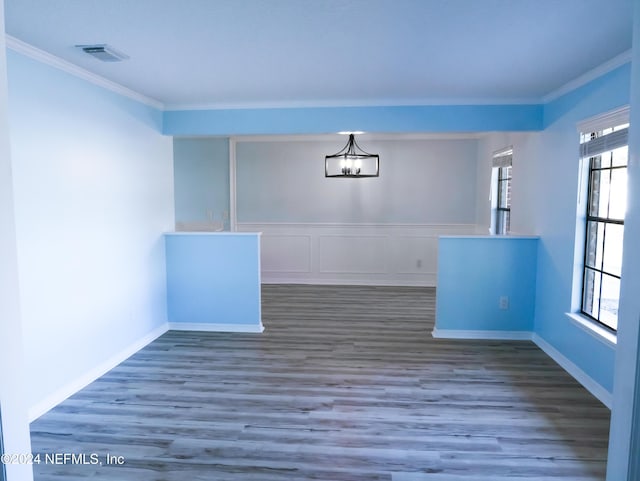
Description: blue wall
xmin=460 ymin=61 xmax=631 ymax=399
xmin=165 ymin=233 xmax=262 ymax=329
xmin=166 ymin=59 xmax=632 ymax=402
xmin=544 ymin=64 xmax=631 ymax=128
xmin=7 ymin=50 xmax=174 ymax=414
xmin=530 ymin=64 xmax=631 ymax=395
xmin=173 ymin=137 xmax=230 ymax=227
xmin=435 ymin=236 xmax=538 ymax=333
xmin=164 ymin=104 xmax=543 ymax=136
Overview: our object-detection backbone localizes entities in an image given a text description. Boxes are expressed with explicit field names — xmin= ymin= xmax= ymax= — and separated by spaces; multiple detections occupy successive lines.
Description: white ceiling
xmin=4 ymin=0 xmax=634 ymax=109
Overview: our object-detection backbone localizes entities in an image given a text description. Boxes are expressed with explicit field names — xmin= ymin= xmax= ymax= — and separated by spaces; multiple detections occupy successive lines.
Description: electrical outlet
xmin=416 ymin=259 xmax=422 ymax=269
xmin=499 ymin=296 xmax=509 ymax=310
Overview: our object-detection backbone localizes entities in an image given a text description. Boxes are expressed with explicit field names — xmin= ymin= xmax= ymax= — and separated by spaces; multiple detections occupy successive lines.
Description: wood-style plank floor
xmin=30 ymin=285 xmax=610 ymax=480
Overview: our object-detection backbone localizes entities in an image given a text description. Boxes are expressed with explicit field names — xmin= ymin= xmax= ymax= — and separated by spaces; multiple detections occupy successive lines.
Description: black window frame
xmin=496 ymin=165 xmax=512 ymax=235
xmin=580 ymin=129 xmax=628 ymax=332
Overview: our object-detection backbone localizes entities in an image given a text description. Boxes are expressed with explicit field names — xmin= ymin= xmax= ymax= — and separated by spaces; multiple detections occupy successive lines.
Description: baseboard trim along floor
xmin=532 ymin=333 xmax=613 ymax=409
xmin=431 ymin=327 xmax=612 ymax=409
xmin=168 ymin=322 xmax=265 ymax=333
xmin=28 ymin=323 xmax=169 ymax=422
xmin=431 ymin=327 xmax=534 ymax=341
xmin=30 ymin=322 xmax=264 ymax=421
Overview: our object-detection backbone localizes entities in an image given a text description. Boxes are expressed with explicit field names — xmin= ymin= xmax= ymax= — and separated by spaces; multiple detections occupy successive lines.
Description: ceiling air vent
xmin=76 ymin=44 xmax=129 ymax=62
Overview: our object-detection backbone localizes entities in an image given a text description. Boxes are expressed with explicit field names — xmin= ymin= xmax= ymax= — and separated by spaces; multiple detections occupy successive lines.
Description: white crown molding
xmin=164 ymin=96 xmax=541 ymax=112
xmin=543 ymin=49 xmax=632 ymax=104
xmin=5 ymin=35 xmax=164 ymax=110
xmin=6 ymin=35 xmax=628 ymax=117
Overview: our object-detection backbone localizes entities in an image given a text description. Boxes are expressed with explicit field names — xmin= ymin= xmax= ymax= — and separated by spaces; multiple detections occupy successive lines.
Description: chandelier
xmin=324 ymin=134 xmax=379 ymax=177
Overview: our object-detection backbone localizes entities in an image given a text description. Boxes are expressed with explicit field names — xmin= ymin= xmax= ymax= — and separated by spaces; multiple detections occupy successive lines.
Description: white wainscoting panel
xmin=394 ymin=235 xmax=438 ymax=275
xmin=261 ymin=234 xmax=312 ymax=273
xmin=319 ymin=235 xmax=387 ymax=274
xmin=238 ymin=223 xmax=475 ymax=286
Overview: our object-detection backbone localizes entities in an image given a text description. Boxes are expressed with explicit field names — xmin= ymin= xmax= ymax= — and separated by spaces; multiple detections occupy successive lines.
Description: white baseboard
xmin=432 ymin=327 xmax=533 ymax=340
xmin=28 ymin=323 xmax=170 ymax=422
xmin=532 ymin=334 xmax=612 ymax=409
xmin=168 ymin=322 xmax=264 ymax=333
xmin=261 ymin=277 xmax=436 ymax=287
xmin=432 ymin=329 xmax=612 ymax=408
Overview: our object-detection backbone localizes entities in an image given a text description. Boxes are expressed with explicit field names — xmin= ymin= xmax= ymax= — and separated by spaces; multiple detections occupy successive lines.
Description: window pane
xmin=588 ymin=167 xmax=611 ymax=218
xmin=599 ymin=274 xmax=620 ymax=330
xmin=603 ymin=223 xmax=624 ymax=277
xmin=601 ymin=151 xmax=614 ymax=169
xmin=497 ymin=209 xmax=510 ymax=235
xmin=609 ymin=168 xmax=628 ymax=220
xmin=498 ymin=166 xmax=512 ymax=180
xmin=585 ymin=221 xmax=604 ymax=270
xmin=582 ymin=268 xmax=601 ymax=319
xmin=611 ymin=146 xmax=628 ymax=167
xmin=498 ymin=180 xmax=509 ymax=208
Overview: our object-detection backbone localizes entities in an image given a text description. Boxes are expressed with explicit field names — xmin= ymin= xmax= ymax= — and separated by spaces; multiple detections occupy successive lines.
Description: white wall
xmin=173 ymin=137 xmax=230 ymax=229
xmin=236 ymin=137 xmax=478 ymax=224
xmin=7 ymin=49 xmax=174 ymax=417
xmin=235 ymin=136 xmax=478 ymax=285
xmin=474 ymin=132 xmax=539 ymax=235
xmin=0 ymin=2 xmax=34 ymax=479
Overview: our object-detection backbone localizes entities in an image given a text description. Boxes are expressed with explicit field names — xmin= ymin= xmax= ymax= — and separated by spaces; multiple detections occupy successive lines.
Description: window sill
xmin=565 ymin=312 xmax=617 ymax=348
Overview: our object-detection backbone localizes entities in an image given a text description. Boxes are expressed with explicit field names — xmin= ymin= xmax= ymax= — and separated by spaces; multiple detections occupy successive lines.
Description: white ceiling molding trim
xmin=542 ymin=49 xmax=632 ymax=104
xmin=5 ymin=35 xmax=164 ymax=110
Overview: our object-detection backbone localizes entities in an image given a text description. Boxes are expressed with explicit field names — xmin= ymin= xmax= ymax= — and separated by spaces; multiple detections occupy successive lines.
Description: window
xmin=492 ymin=148 xmax=512 ymax=235
xmin=580 ymin=121 xmax=629 ymax=331
xmin=496 ymin=164 xmax=512 ymax=234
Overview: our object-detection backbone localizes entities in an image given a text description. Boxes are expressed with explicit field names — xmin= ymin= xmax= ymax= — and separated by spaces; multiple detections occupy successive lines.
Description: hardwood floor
xmin=30 ymin=285 xmax=610 ymax=480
